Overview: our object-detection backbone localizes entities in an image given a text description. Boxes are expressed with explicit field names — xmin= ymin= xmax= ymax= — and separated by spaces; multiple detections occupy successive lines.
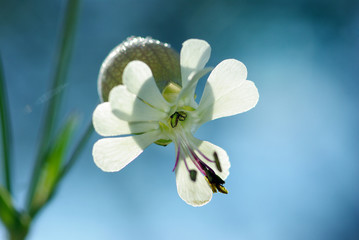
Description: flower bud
xmin=98 ymin=36 xmax=182 ymax=102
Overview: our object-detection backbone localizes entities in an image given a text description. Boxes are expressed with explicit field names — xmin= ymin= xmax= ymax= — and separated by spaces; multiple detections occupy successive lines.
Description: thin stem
xmin=8 ymin=220 xmax=30 ymax=240
xmin=60 ymin=121 xmax=93 ymax=179
xmin=26 ymin=0 xmax=81 ymax=208
xmin=29 ymin=120 xmax=93 ymax=220
xmin=0 ymin=55 xmax=13 ymax=194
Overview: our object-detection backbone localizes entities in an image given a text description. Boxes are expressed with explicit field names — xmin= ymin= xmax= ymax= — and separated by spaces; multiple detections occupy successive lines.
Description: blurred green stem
xmin=9 ymin=229 xmax=28 ymax=240
xmin=10 ymin=232 xmax=27 ymax=240
xmin=0 ymin=55 xmax=13 ymax=194
xmin=8 ymin=215 xmax=30 ymax=240
xmin=60 ymin=121 xmax=94 ymax=179
xmin=29 ymin=117 xmax=93 ymax=219
xmin=28 ymin=114 xmax=79 ymax=217
xmin=26 ymin=0 xmax=80 ymax=209
xmin=1 ymin=1 xmax=94 ymax=239
xmin=34 ymin=121 xmax=94 ymax=218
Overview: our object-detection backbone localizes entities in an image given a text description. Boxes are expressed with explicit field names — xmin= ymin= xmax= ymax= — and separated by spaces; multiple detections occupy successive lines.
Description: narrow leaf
xmin=48 ymin=120 xmax=93 ymax=204
xmin=0 ymin=187 xmax=31 ymax=238
xmin=30 ymin=119 xmax=93 ymax=218
xmin=59 ymin=120 xmax=93 ymax=180
xmin=29 ymin=114 xmax=78 ymax=217
xmin=27 ymin=0 xmax=81 ymax=208
xmin=0 ymin=55 xmax=13 ymax=194
xmin=0 ymin=187 xmax=17 ymax=230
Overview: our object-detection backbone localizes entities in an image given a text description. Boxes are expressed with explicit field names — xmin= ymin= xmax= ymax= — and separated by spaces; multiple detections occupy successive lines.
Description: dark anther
xmin=189 ymin=170 xmax=197 ymax=182
xmin=213 ymin=152 xmax=222 ymax=172
xmin=216 ymin=184 xmax=228 ymax=194
xmin=205 ymin=177 xmax=218 ymax=193
xmin=177 ymin=111 xmax=187 ymax=121
xmin=170 ymin=111 xmax=187 ymax=128
xmin=200 ymin=160 xmax=227 ymax=194
xmin=170 ymin=112 xmax=180 ymax=128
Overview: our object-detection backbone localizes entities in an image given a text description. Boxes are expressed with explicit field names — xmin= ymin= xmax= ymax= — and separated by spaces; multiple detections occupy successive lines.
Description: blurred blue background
xmin=1 ymin=0 xmax=359 ymax=239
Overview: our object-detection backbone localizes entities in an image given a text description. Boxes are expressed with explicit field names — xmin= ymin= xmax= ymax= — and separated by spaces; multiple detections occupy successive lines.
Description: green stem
xmin=26 ymin=0 xmax=80 ymax=209
xmin=60 ymin=121 xmax=94 ymax=179
xmin=9 ymin=232 xmax=27 ymax=240
xmin=30 ymin=120 xmax=93 ymax=219
xmin=7 ymin=212 xmax=31 ymax=240
xmin=0 ymin=55 xmax=13 ymax=194
xmin=9 ymin=227 xmax=29 ymax=240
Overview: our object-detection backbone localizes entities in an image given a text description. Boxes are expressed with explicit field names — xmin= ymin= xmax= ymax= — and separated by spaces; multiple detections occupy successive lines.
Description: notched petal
xmin=123 ymin=60 xmax=170 ymax=112
xmin=93 ymin=102 xmax=158 ymax=136
xmin=197 ymin=59 xmax=258 ymax=123
xmin=180 ymin=39 xmax=211 ymax=87
xmin=109 ymin=85 xmax=167 ymax=122
xmin=92 ymin=130 xmax=161 ymax=172
xmin=175 ymin=159 xmax=213 ymax=206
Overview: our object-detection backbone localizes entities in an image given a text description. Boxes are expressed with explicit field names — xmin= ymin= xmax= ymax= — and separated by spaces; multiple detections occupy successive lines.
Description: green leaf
xmin=0 ymin=187 xmax=31 ymax=239
xmin=0 ymin=55 xmax=13 ymax=194
xmin=29 ymin=115 xmax=78 ymax=217
xmin=27 ymin=0 xmax=81 ymax=209
xmin=39 ymin=0 xmax=81 ymax=144
xmin=43 ymin=120 xmax=93 ymax=214
xmin=0 ymin=187 xmax=17 ymax=230
xmin=59 ymin=120 xmax=93 ymax=180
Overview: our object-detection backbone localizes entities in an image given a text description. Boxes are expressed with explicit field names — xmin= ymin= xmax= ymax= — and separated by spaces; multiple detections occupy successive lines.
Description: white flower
xmin=92 ymin=39 xmax=259 ymax=206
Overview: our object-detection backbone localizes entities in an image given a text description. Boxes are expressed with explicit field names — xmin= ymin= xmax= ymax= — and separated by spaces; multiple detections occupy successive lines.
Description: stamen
xmin=217 ymin=185 xmax=228 ymax=194
xmin=189 ymin=170 xmax=197 ymax=182
xmin=172 ymin=144 xmax=181 ymax=172
xmin=172 ymin=128 xmax=228 ymax=194
xmin=188 ymin=149 xmax=206 ymax=175
xmin=183 ymin=151 xmax=191 ymax=173
xmin=213 ymin=152 xmax=222 ymax=172
xmin=196 ymin=149 xmax=215 ymax=163
xmin=205 ymin=177 xmax=217 ymax=193
xmin=170 ymin=112 xmax=180 ymax=128
xmin=177 ymin=111 xmax=187 ymax=121
xmin=197 ymin=160 xmax=221 ymax=183
xmin=170 ymin=111 xmax=187 ymax=128
xmin=198 ymin=159 xmax=228 ymax=194
xmin=187 ymin=148 xmax=206 ymax=175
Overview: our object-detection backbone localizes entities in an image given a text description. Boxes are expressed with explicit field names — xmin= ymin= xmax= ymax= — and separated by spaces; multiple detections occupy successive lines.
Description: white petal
xmin=177 ymin=67 xmax=212 ymax=107
xmin=175 ymin=155 xmax=213 ymax=207
xmin=180 ymin=39 xmax=211 ymax=87
xmin=197 ymin=59 xmax=259 ymax=123
xmin=193 ymin=138 xmax=230 ymax=180
xmin=93 ymin=102 xmax=159 ymax=136
xmin=93 ymin=130 xmax=161 ymax=172
xmin=123 ymin=61 xmax=170 ymax=112
xmin=109 ymin=85 xmax=167 ymax=121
